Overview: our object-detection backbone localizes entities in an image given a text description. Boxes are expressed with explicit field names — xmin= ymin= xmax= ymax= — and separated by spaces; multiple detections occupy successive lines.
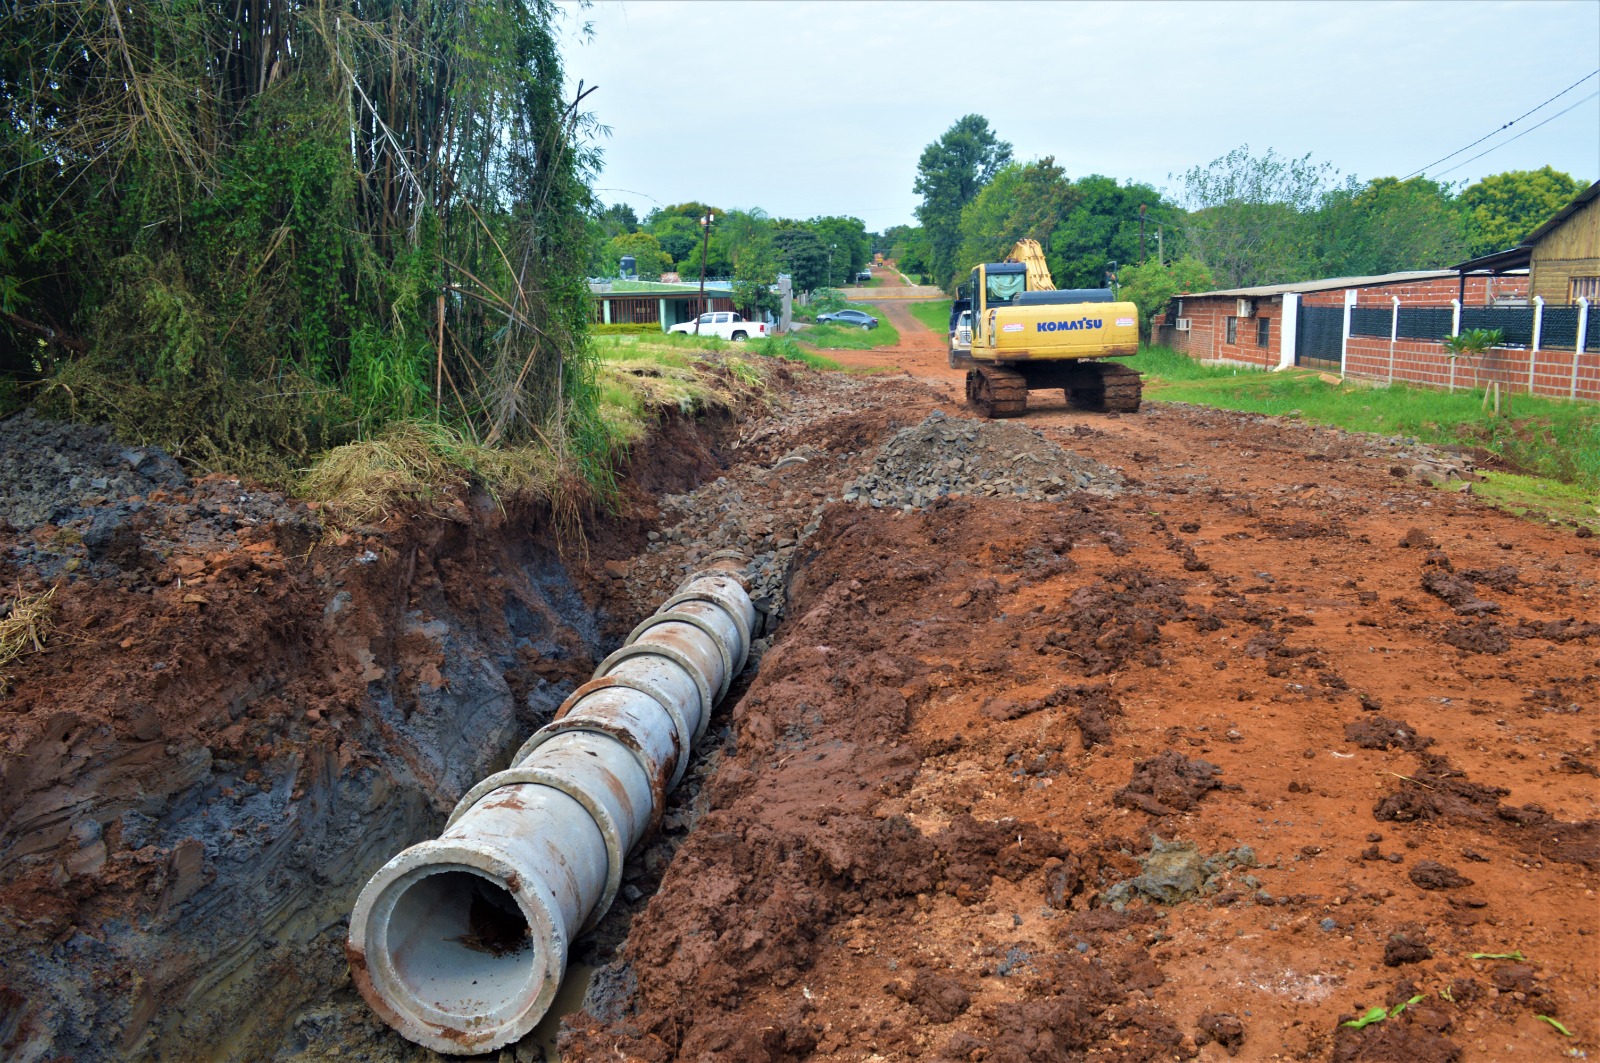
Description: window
xmin=1571 ymin=277 xmax=1600 ymax=302
xmin=1257 ymin=317 xmax=1270 ymax=347
xmin=1226 ymin=316 xmax=1237 ymax=344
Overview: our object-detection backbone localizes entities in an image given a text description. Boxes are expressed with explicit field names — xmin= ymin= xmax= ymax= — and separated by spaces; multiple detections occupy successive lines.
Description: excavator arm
xmin=1009 ymin=239 xmax=1055 ymax=292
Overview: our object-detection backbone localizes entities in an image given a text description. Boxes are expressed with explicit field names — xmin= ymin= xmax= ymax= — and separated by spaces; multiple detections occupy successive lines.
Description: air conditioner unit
xmin=1236 ymin=298 xmax=1256 ymax=318
xmin=1175 ymin=317 xmax=1192 ymax=332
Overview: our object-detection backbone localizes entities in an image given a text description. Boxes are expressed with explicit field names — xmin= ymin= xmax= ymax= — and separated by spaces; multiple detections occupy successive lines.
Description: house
xmin=1451 ymin=180 xmax=1600 ymax=305
xmin=1154 ymin=270 xmax=1529 ymax=371
xmin=588 ymin=278 xmax=737 ymax=331
xmin=1154 ymin=264 xmax=1594 ymax=401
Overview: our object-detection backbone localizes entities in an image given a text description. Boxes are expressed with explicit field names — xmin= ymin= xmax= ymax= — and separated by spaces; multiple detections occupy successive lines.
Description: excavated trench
xmin=0 ymin=401 xmax=766 ymax=1061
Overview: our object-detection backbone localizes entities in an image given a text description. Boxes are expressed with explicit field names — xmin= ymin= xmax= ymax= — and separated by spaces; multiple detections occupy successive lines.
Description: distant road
xmin=844 ymin=265 xmax=944 ymax=301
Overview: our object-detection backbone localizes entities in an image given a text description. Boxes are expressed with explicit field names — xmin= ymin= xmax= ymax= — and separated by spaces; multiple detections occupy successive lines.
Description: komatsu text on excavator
xmin=963 ymin=239 xmax=1142 ymax=417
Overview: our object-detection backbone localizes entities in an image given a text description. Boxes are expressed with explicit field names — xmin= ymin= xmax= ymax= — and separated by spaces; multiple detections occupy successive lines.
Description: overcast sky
xmin=558 ymin=1 xmax=1600 ymax=231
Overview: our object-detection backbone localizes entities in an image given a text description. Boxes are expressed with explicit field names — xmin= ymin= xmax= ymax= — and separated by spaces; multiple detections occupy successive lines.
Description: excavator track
xmin=1066 ymin=362 xmax=1143 ymax=413
xmin=965 ymin=365 xmax=1028 ymax=419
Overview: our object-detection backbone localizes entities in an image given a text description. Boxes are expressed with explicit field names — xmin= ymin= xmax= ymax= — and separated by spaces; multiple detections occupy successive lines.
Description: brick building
xmin=1154 ymin=271 xmax=1529 ymax=369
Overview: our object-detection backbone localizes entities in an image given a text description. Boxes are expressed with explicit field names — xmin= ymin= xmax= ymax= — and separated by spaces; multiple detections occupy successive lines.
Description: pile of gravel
xmin=844 ymin=410 xmax=1121 ymax=511
xmin=0 ymin=410 xmax=187 ymax=529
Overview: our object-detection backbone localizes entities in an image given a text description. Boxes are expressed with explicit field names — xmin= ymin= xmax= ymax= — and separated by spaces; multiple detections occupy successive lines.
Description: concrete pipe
xmin=347 ymin=563 xmax=754 ymax=1054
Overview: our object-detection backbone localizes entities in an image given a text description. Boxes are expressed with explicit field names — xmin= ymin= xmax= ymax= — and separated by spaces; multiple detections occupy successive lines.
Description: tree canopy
xmin=914 ymin=115 xmax=1012 ymax=291
xmin=1457 ymin=167 xmax=1586 ymax=257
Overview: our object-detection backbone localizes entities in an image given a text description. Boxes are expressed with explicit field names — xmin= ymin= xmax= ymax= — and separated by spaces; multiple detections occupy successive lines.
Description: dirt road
xmin=559 ymin=329 xmax=1599 ymax=1059
xmin=3 ymin=330 xmax=1596 ymax=1061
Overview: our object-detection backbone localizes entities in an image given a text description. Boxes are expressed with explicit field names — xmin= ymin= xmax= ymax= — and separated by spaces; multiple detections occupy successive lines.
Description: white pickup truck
xmin=667 ymin=311 xmax=770 ymax=341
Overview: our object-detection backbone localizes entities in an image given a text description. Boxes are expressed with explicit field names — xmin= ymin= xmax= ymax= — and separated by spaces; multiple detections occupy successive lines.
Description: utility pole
xmin=1139 ymin=203 xmax=1147 ymax=266
xmin=1157 ymin=226 xmax=1163 ymax=266
xmin=695 ymin=211 xmax=714 ymax=334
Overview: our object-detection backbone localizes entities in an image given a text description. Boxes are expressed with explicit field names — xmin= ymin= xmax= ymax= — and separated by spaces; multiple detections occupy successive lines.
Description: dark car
xmin=817 ymin=308 xmax=878 ymax=329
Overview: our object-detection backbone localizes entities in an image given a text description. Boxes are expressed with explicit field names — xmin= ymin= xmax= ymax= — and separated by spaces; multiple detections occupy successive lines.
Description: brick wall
xmin=1342 ymin=334 xmax=1598 ymax=401
xmin=1299 ymin=274 xmax=1529 ymax=308
xmin=1157 ymin=273 xmax=1593 ymax=402
xmin=1160 ymin=295 xmax=1280 ymax=368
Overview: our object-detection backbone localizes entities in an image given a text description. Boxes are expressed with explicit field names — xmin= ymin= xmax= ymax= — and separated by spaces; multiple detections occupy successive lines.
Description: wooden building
xmin=1452 ymin=180 xmax=1600 ymax=305
xmin=1528 ymin=181 xmax=1599 ymax=304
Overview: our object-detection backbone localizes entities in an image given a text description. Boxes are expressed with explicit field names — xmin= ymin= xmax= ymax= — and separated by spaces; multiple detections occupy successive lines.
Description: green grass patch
xmin=798 ymin=311 xmax=901 ymax=351
xmin=1130 ymin=345 xmax=1600 ymax=491
xmin=1471 ymin=472 xmax=1599 ymax=531
xmin=907 ymin=299 xmax=953 ymax=335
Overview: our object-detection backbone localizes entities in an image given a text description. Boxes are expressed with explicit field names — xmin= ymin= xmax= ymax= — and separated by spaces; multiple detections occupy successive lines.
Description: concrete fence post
xmin=1278 ymin=293 xmax=1299 ymax=370
xmin=1388 ymin=296 xmax=1400 ymax=385
xmin=1574 ymin=298 xmax=1590 ymax=401
xmin=1529 ymin=296 xmax=1543 ymax=395
xmin=1448 ymin=298 xmax=1462 ymax=393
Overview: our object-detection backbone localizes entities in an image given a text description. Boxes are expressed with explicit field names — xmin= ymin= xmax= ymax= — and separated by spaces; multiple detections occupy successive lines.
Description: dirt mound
xmin=1114 ymin=750 xmax=1225 ymax=817
xmin=845 ymin=410 xmax=1122 ymax=510
xmin=0 ymin=410 xmax=187 ymax=530
xmin=1344 ymin=716 xmax=1433 ymax=752
xmin=1374 ymin=754 xmax=1600 ymax=869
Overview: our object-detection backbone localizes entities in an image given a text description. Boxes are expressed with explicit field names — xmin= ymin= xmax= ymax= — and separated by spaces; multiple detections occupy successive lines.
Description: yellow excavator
xmin=963 ymin=239 xmax=1142 ymax=417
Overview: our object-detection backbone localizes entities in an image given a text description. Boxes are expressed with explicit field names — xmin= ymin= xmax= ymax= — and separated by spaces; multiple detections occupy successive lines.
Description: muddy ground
xmin=2 ymin=309 xmax=1597 ymax=1063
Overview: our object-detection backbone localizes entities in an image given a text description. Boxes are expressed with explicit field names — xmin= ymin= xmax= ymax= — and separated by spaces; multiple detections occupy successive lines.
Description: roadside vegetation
xmin=798 ymin=314 xmax=902 ymax=351
xmin=908 ymin=300 xmax=954 ymax=334
xmin=1128 ymin=345 xmax=1599 ymax=525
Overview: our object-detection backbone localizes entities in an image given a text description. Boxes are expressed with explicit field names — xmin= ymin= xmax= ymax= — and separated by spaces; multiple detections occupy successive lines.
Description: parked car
xmin=856 ymin=268 xmax=872 ymax=283
xmin=666 ymin=311 xmax=769 ymax=341
xmin=816 ymin=308 xmax=878 ymax=329
xmin=948 ymin=309 xmax=973 ymax=368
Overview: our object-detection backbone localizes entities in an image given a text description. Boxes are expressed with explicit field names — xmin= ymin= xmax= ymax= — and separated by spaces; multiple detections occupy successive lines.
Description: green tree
xmin=1116 ymin=257 xmax=1215 ymax=330
xmin=914 ymin=115 xmax=1012 ymax=291
xmin=810 ymin=215 xmax=871 ymax=285
xmin=956 ymin=158 xmax=1078 ymax=277
xmin=650 ymin=215 xmax=702 ymax=263
xmin=1174 ymin=144 xmax=1337 ymax=288
xmin=1048 ymin=177 xmax=1176 ymax=289
xmin=596 ymin=202 xmax=640 ymax=239
xmin=732 ymin=237 xmax=781 ymax=319
xmin=1314 ymin=176 xmax=1467 ymax=276
xmin=603 ymin=232 xmax=671 ymax=280
xmin=1457 ymin=167 xmax=1584 ymax=257
xmin=772 ymin=227 xmax=829 ymax=295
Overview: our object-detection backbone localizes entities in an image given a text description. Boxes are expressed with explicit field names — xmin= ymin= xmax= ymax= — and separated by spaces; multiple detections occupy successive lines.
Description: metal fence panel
xmin=1459 ymin=306 xmax=1535 ymax=347
xmin=1350 ymin=307 xmax=1392 ymax=337
xmin=1396 ymin=307 xmax=1454 ymax=341
xmin=1540 ymin=305 xmax=1584 ymax=350
xmin=1296 ymin=305 xmax=1344 ymax=365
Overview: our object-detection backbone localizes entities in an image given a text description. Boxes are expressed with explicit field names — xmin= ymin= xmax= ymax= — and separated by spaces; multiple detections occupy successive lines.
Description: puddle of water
xmin=520 ymin=962 xmax=595 ymax=1061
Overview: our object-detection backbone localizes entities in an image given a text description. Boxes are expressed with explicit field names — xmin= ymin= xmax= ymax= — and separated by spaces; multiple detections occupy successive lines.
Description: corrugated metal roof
xmin=1180 ymin=270 xmax=1472 ymax=299
xmin=589 ymin=279 xmax=734 ymax=295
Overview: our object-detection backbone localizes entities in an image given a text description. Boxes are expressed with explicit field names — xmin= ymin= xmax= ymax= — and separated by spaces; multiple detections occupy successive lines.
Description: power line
xmin=1404 ymin=68 xmax=1599 ymax=179
xmin=1430 ymin=90 xmax=1600 ymax=179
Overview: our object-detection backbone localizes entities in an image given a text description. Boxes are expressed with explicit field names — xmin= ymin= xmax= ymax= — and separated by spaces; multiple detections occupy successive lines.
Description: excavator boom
xmin=1010 ymin=239 xmax=1055 ymax=292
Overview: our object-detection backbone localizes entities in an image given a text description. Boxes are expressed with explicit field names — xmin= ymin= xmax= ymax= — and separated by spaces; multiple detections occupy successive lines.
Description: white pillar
xmin=1340 ymin=288 xmax=1357 ymax=379
xmin=1574 ymin=298 xmax=1590 ymax=400
xmin=603 ymin=298 xmax=612 ymax=325
xmin=1529 ymin=296 xmax=1543 ymax=395
xmin=1448 ymin=298 xmax=1462 ymax=392
xmin=658 ymin=298 xmax=667 ymax=333
xmin=1388 ymin=296 xmax=1400 ymax=385
xmin=1278 ymin=293 xmax=1299 ymax=370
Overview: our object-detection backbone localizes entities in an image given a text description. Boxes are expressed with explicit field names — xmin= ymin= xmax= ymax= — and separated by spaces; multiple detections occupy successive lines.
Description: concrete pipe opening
xmin=387 ymin=870 xmax=535 ymax=1015
xmin=352 ymin=844 xmax=573 ymax=1054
